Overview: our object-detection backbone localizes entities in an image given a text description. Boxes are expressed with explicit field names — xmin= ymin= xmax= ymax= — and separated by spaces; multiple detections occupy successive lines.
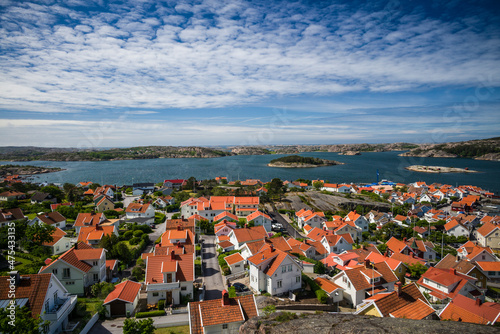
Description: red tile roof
xmin=475 ymin=261 xmax=500 ymax=272
xmin=74 ymin=212 xmax=104 ymax=228
xmin=77 ymin=225 xmax=115 ymax=243
xmin=40 ymin=242 xmax=103 ymax=274
xmin=0 ymin=273 xmax=52 ymax=318
xmin=214 ymin=211 xmax=239 ymax=222
xmin=145 ymin=253 xmax=194 ymax=284
xmin=106 ymin=259 xmax=119 ymax=271
xmin=342 ymin=261 xmax=398 ymax=291
xmin=440 ymin=294 xmax=500 ymax=324
xmin=103 ymin=280 xmax=141 ymax=304
xmin=247 ymin=247 xmax=290 ymax=277
xmin=125 ymin=202 xmax=151 ymax=213
xmin=246 ymin=210 xmax=271 ymax=222
xmin=224 ymin=253 xmax=245 ymax=266
xmin=231 ymin=226 xmax=267 ymax=244
xmin=477 ymin=222 xmax=499 ymax=238
xmin=43 ymin=227 xmax=67 ymax=246
xmin=389 ymin=298 xmax=435 ymax=320
xmin=386 ymin=237 xmax=411 ymax=254
xmin=314 ymin=277 xmax=342 ymax=294
xmin=35 ymin=211 xmax=66 ymax=225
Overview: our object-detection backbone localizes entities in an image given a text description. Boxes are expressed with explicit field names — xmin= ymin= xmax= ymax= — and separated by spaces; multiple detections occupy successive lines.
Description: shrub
xmin=141 ymin=234 xmax=149 ymax=242
xmin=315 ymin=289 xmax=329 ymax=304
xmin=228 ymin=286 xmax=236 ymax=298
xmin=129 ymin=237 xmax=140 ymax=245
xmin=91 ymin=282 xmax=116 ymax=299
xmin=263 ymin=305 xmax=276 ymax=316
xmin=133 ymin=230 xmax=144 ymax=238
xmin=135 ymin=310 xmax=165 ymax=318
xmin=96 ymin=303 xmax=108 ymax=319
xmin=124 ymin=231 xmax=134 ymax=240
xmin=158 ymin=300 xmax=165 ymax=310
xmin=275 ymin=312 xmax=298 ymax=322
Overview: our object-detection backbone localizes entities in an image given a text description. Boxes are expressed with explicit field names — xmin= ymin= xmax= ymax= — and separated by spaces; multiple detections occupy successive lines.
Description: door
xmin=166 ymin=291 xmax=172 ymax=304
xmin=166 ymin=273 xmax=172 ymax=283
xmin=110 ymin=301 xmax=126 ymax=317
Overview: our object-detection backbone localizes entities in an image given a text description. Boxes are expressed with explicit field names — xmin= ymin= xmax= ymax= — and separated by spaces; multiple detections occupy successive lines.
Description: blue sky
xmin=1 ymin=0 xmax=499 ymax=148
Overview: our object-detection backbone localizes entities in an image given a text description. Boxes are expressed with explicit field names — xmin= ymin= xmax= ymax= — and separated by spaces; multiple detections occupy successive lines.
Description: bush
xmin=263 ymin=305 xmax=276 ymax=316
xmin=315 ymin=289 xmax=329 ymax=304
xmin=228 ymin=286 xmax=236 ymax=298
xmin=133 ymin=230 xmax=144 ymax=238
xmin=275 ymin=312 xmax=298 ymax=322
xmin=158 ymin=300 xmax=165 ymax=310
xmin=135 ymin=310 xmax=165 ymax=318
xmin=129 ymin=237 xmax=140 ymax=245
xmin=141 ymin=234 xmax=149 ymax=242
xmin=91 ymin=282 xmax=116 ymax=299
xmin=124 ymin=231 xmax=134 ymax=240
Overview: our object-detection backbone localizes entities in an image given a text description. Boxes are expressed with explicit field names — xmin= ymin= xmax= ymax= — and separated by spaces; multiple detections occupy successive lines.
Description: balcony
xmin=44 ymin=295 xmax=77 ymax=321
xmin=146 ymin=281 xmax=180 ymax=292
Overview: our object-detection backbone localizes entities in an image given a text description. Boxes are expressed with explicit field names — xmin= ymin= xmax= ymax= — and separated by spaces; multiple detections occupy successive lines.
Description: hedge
xmin=135 ymin=310 xmax=165 ymax=318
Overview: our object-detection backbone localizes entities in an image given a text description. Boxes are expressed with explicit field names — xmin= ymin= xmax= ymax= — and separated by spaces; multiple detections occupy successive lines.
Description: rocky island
xmin=339 ymin=150 xmax=361 ymax=155
xmin=0 ymin=164 xmax=64 ymax=177
xmin=406 ymin=165 xmax=478 ymax=173
xmin=267 ymin=155 xmax=343 ymax=168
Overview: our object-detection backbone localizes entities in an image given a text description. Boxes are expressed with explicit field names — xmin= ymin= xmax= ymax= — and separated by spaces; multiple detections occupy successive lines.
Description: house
xmin=475 ymin=261 xmax=500 ymax=283
xmin=125 ymin=202 xmax=155 ymax=225
xmin=93 ymin=185 xmax=115 ymax=198
xmin=416 ymin=267 xmax=483 ymax=303
xmin=77 ymin=225 xmax=118 ymax=245
xmin=106 ymin=259 xmax=119 ymax=281
xmin=94 ymin=195 xmax=115 ymax=213
xmin=73 ymin=212 xmax=106 ymax=234
xmin=246 ymin=211 xmax=272 ymax=232
xmin=476 ymin=222 xmax=500 ymax=249
xmin=444 ymin=219 xmax=470 ymax=238
xmin=332 ymin=260 xmax=399 ymax=307
xmin=214 ymin=211 xmax=239 ymax=222
xmin=233 ymin=197 xmax=259 ymax=216
xmin=457 ymin=241 xmax=498 ymax=262
xmin=323 ymin=220 xmax=361 ymax=242
xmin=413 ymin=226 xmax=429 ymax=239
xmin=163 ymin=179 xmax=186 ymax=189
xmin=386 ymin=237 xmax=416 ymax=257
xmin=159 ymin=227 xmax=195 ymax=254
xmin=224 ymin=253 xmax=245 ymax=275
xmin=144 ymin=251 xmax=194 ymax=305
xmin=392 ymin=215 xmax=410 ymax=226
xmin=0 ymin=190 xmax=25 ymax=201
xmin=321 ymin=183 xmax=354 ymax=193
xmin=188 ymin=291 xmax=258 ymax=334
xmin=439 ymin=294 xmax=500 ymax=325
xmin=248 ymin=245 xmax=302 ymax=296
xmin=436 ymin=254 xmax=488 ymax=290
xmin=355 ymin=282 xmax=437 ymax=320
xmin=103 ymin=280 xmax=142 ymax=317
xmin=228 ymin=225 xmax=267 ymax=250
xmin=286 ymin=237 xmax=316 ymax=260
xmin=43 ymin=228 xmax=74 ymax=255
xmin=132 ymin=183 xmax=155 ymax=195
xmin=321 ymin=234 xmax=354 ymax=254
xmin=77 ymin=181 xmax=93 ymax=189
xmin=39 ymin=243 xmax=106 ymax=296
xmin=313 ymin=276 xmax=344 ymax=304
xmin=31 ymin=191 xmax=57 ymax=204
xmin=215 ymin=176 xmax=228 ymax=184
xmin=405 ymin=238 xmax=437 ymax=261
xmin=364 ymin=252 xmax=407 ymax=283
xmin=366 ymin=211 xmax=390 ymax=225
xmin=154 ymin=196 xmax=175 ymax=209
xmin=51 ymin=203 xmax=73 ymax=212
xmin=215 ymin=220 xmax=237 ymax=237
xmin=0 ymin=272 xmax=77 ymax=334
xmin=0 ymin=207 xmax=25 ymax=227
xmin=31 ymin=212 xmax=67 ymax=230
xmin=166 ymin=218 xmax=197 ymax=235
xmin=345 ymin=211 xmax=369 ymax=232
xmin=296 ymin=210 xmax=325 ymax=229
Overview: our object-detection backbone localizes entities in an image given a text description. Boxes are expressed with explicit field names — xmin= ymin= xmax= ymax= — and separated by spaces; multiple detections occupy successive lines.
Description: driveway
xmin=122 ymin=194 xmax=140 ymax=208
xmin=89 ymin=313 xmax=189 ymax=334
xmin=146 ymin=220 xmax=166 ymax=253
xmin=200 ymin=235 xmax=224 ymax=300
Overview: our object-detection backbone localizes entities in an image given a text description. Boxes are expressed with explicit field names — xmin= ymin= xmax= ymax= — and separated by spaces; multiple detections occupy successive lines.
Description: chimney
xmin=395 ymin=282 xmax=402 ymax=297
xmin=222 ymin=289 xmax=230 ymax=306
xmin=170 ymin=250 xmax=175 ymax=261
xmin=365 ymin=259 xmax=370 ymax=269
xmin=177 ymin=225 xmax=182 ymax=231
xmin=9 ymin=271 xmax=20 ymax=286
xmin=270 ymin=245 xmax=274 ymax=252
xmin=449 ymin=268 xmax=456 ymax=275
xmin=244 ymin=224 xmax=248 ymax=228
xmin=323 ymin=226 xmax=326 ymax=231
xmin=403 ymin=237 xmax=407 ymax=242
xmin=475 ymin=298 xmax=482 ymax=306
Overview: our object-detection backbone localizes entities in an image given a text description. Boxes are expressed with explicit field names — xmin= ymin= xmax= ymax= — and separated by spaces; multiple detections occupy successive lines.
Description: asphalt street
xmin=200 ymin=235 xmax=224 ymax=300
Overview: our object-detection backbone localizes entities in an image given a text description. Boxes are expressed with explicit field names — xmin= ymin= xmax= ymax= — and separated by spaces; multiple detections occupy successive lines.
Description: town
xmin=1 ymin=173 xmax=500 ymax=334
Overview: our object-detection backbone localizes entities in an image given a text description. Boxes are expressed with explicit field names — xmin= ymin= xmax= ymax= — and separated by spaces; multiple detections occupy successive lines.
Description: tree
xmin=123 ymin=318 xmax=155 ymax=334
xmin=56 ymin=205 xmax=78 ymax=220
xmin=313 ymin=261 xmax=326 ymax=274
xmin=25 ymin=223 xmax=56 ymax=247
xmin=183 ymin=177 xmax=197 ymax=191
xmin=312 ymin=181 xmax=324 ymax=191
xmin=407 ymin=262 xmax=428 ymax=279
xmin=267 ymin=178 xmax=285 ymax=201
xmin=0 ymin=306 xmax=48 ymax=334
xmin=377 ymin=243 xmax=387 ymax=254
xmin=41 ymin=185 xmax=63 ymax=201
xmin=112 ymin=242 xmax=132 ymax=264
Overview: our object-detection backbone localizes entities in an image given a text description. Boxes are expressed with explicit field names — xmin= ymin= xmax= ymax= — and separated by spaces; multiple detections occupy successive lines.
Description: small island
xmin=339 ymin=151 xmax=361 ymax=156
xmin=0 ymin=164 xmax=64 ymax=178
xmin=267 ymin=155 xmax=344 ymax=168
xmin=405 ymin=165 xmax=478 ymax=173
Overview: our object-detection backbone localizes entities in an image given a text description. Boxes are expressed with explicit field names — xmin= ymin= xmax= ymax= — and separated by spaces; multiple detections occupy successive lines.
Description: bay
xmin=1 ymin=151 xmax=499 ymax=194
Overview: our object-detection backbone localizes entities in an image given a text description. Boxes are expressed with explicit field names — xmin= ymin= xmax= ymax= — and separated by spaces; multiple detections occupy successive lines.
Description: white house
xmin=125 ymin=202 xmax=155 ymax=225
xmin=344 ymin=211 xmax=369 ymax=233
xmin=321 ymin=234 xmax=354 ymax=254
xmin=103 ymin=280 xmax=142 ymax=317
xmin=228 ymin=225 xmax=267 ymax=250
xmin=144 ymin=251 xmax=194 ymax=305
xmin=31 ymin=212 xmax=67 ymax=230
xmin=248 ymin=245 xmax=302 ymax=296
xmin=43 ymin=227 xmax=75 ymax=255
xmin=313 ymin=276 xmax=344 ymax=304
xmin=154 ymin=196 xmax=175 ymax=209
xmin=321 ymin=183 xmax=354 ymax=193
xmin=39 ymin=243 xmax=107 ymax=296
xmin=332 ymin=261 xmax=398 ymax=307
xmin=224 ymin=252 xmax=246 ymax=275
xmin=0 ymin=272 xmax=78 ymax=334
xmin=246 ymin=211 xmax=273 ymax=232
xmin=444 ymin=219 xmax=469 ymax=238
xmin=214 ymin=220 xmax=237 ymax=237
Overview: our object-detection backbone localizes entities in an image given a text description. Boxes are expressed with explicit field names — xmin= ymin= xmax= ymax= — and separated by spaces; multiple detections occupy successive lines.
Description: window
xmin=296 ymin=276 xmax=300 ymax=283
xmin=65 ymin=281 xmax=74 ymax=285
xmin=277 ymin=280 xmax=282 ymax=288
xmin=398 ymin=267 xmax=402 ymax=273
xmin=52 ymin=269 xmax=58 ymax=275
xmin=45 ymin=300 xmax=50 ymax=313
xmin=93 ymin=273 xmax=99 ymax=281
xmin=288 ymin=264 xmax=292 ymax=272
xmin=93 ymin=261 xmax=98 ymax=266
xmin=222 ymin=324 xmax=228 ymax=329
xmin=63 ymin=268 xmax=70 ymax=278
xmin=153 ymin=292 xmax=159 ymax=297
xmin=56 ymin=246 xmax=59 ymax=252
xmin=181 ymin=286 xmax=187 ymax=291
xmin=282 ymin=266 xmax=286 ymax=273
xmin=489 ymin=271 xmax=495 ymax=276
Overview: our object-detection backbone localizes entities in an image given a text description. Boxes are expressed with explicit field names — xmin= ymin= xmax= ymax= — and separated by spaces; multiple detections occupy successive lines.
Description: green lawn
xmin=26 ymin=213 xmax=37 ymax=220
xmin=155 ymin=325 xmax=190 ymax=334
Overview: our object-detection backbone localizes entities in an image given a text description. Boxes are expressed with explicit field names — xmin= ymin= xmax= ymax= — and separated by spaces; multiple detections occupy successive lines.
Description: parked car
xmin=232 ymin=282 xmax=249 ymax=292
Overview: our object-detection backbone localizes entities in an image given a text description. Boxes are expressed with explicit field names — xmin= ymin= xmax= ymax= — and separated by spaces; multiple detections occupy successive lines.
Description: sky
xmin=1 ymin=0 xmax=499 ymax=148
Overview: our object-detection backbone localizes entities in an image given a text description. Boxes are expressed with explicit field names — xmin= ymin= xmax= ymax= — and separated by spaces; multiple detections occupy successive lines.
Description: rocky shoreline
xmin=268 ymin=160 xmax=344 ymax=168
xmin=405 ymin=165 xmax=478 ymax=173
xmin=0 ymin=165 xmax=64 ymax=177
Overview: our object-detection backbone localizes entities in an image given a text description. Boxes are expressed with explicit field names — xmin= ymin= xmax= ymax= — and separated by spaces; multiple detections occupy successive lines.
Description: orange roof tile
xmin=440 ymin=294 xmax=500 ymax=324
xmin=343 ymin=262 xmax=398 ymax=291
xmin=103 ymin=280 xmax=141 ymax=304
xmin=125 ymin=202 xmax=151 ymax=213
xmin=389 ymin=298 xmax=435 ymax=320
xmin=40 ymin=243 xmax=102 ymax=274
xmin=475 ymin=261 xmax=500 ymax=272
xmin=477 ymin=222 xmax=499 ymax=238
xmin=224 ymin=253 xmax=245 ymax=266
xmin=314 ymin=277 xmax=342 ymax=294
xmin=246 ymin=210 xmax=271 ymax=222
xmin=43 ymin=227 xmax=67 ymax=246
xmin=145 ymin=253 xmax=193 ymax=284
xmin=231 ymin=226 xmax=267 ymax=244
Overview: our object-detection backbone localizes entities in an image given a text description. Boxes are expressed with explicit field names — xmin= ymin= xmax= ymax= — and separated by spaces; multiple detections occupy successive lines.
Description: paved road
xmin=89 ymin=313 xmax=189 ymax=334
xmin=200 ymin=235 xmax=224 ymax=300
xmin=268 ymin=209 xmax=304 ymax=239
